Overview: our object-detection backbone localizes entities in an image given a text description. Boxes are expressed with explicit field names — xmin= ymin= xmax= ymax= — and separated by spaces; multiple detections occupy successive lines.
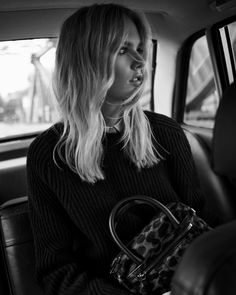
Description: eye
xmin=119 ymin=46 xmax=128 ymax=55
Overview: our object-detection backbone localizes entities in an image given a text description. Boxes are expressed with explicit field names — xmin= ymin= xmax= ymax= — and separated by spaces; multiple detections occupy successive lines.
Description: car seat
xmin=171 ymin=82 xmax=236 ymax=294
xmin=171 ymin=220 xmax=236 ymax=295
xmin=183 ymin=82 xmax=236 ymax=225
xmin=212 ymin=82 xmax=236 ymax=188
xmin=0 ymin=196 xmax=43 ymax=295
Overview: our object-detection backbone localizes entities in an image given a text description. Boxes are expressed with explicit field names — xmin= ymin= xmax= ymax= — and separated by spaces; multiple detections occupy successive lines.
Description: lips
xmin=129 ymin=73 xmax=143 ymax=86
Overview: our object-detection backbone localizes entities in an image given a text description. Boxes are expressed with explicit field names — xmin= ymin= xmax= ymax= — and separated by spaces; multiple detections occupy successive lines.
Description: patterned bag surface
xmin=109 ymin=196 xmax=211 ymax=295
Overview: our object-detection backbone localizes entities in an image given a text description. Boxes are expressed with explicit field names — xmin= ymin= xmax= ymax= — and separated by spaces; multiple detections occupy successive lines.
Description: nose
xmin=129 ymin=51 xmax=145 ymax=71
xmin=131 ymin=60 xmax=144 ymax=71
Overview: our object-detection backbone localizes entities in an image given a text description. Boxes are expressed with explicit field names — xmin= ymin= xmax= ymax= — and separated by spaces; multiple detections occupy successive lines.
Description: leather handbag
xmin=109 ymin=196 xmax=211 ymax=295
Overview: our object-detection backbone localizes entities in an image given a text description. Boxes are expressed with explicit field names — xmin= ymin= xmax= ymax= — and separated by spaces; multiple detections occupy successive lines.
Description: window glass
xmin=184 ymin=36 xmax=219 ymax=128
xmin=0 ymin=38 xmax=58 ymax=139
xmin=220 ymin=21 xmax=236 ymax=83
xmin=228 ymin=21 xmax=236 ymax=64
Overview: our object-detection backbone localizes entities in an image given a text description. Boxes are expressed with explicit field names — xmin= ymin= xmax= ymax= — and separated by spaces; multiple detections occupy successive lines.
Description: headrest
xmin=212 ymin=83 xmax=236 ymax=178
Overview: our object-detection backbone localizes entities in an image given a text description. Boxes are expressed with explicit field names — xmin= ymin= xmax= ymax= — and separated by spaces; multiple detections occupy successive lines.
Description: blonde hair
xmin=53 ymin=3 xmax=162 ymax=183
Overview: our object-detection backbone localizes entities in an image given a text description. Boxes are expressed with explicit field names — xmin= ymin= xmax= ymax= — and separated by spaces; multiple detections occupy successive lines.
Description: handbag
xmin=109 ymin=195 xmax=211 ymax=295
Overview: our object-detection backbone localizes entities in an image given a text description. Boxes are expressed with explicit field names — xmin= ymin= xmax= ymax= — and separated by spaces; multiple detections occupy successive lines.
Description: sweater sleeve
xmin=27 ymin=145 xmax=131 ymax=295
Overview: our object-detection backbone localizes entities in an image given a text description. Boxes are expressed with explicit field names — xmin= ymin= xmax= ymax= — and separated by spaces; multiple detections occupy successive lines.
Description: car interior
xmin=0 ymin=0 xmax=236 ymax=294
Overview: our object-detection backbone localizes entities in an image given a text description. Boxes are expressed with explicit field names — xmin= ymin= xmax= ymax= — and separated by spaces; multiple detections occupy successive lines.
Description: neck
xmin=101 ymin=100 xmax=123 ymax=127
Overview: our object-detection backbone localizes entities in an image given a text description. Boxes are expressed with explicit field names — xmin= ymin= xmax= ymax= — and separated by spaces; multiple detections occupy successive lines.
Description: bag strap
xmin=109 ymin=195 xmax=180 ymax=264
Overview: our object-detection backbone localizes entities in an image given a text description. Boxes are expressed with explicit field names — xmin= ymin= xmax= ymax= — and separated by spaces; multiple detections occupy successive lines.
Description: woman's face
xmin=105 ymin=18 xmax=145 ymax=104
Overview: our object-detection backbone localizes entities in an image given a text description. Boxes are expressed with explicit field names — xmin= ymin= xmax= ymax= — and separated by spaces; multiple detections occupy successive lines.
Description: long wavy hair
xmin=53 ymin=3 xmax=163 ymax=183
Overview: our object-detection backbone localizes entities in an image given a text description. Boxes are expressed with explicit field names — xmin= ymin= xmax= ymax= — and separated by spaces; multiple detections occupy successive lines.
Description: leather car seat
xmin=0 ymin=196 xmax=43 ymax=295
xmin=212 ymin=82 xmax=236 ymax=187
xmin=183 ymin=82 xmax=236 ymax=225
xmin=184 ymin=128 xmax=236 ymax=225
xmin=171 ymin=83 xmax=236 ymax=294
xmin=171 ymin=220 xmax=236 ymax=295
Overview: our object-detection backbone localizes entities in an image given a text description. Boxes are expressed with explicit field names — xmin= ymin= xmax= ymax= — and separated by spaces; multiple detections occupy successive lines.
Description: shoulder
xmin=144 ymin=111 xmax=189 ymax=154
xmin=144 ymin=110 xmax=183 ymax=134
xmin=27 ymin=122 xmax=63 ymax=167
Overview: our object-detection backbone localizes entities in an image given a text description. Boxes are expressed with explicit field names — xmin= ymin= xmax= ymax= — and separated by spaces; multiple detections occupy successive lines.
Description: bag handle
xmin=109 ymin=195 xmax=180 ymax=264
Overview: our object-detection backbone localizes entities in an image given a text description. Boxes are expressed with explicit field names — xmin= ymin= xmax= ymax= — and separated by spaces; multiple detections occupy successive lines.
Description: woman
xmin=27 ymin=3 xmax=207 ymax=295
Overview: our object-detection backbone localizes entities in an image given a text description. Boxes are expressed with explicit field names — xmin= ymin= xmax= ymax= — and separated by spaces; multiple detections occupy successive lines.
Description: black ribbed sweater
xmin=27 ymin=111 xmax=206 ymax=295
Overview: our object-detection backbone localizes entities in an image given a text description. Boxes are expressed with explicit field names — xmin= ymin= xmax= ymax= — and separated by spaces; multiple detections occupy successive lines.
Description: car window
xmin=184 ymin=20 xmax=236 ymax=128
xmin=228 ymin=21 xmax=236 ymax=64
xmin=184 ymin=35 xmax=218 ymax=128
xmin=0 ymin=38 xmax=58 ymax=139
xmin=220 ymin=21 xmax=236 ymax=84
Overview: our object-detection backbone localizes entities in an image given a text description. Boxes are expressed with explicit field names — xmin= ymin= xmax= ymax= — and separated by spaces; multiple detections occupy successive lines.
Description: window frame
xmin=173 ymin=15 xmax=236 ymax=127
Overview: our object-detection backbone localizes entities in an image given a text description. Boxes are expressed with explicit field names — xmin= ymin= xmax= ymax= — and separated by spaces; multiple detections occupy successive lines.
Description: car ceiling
xmin=0 ymin=0 xmax=236 ymax=44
